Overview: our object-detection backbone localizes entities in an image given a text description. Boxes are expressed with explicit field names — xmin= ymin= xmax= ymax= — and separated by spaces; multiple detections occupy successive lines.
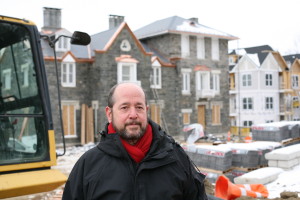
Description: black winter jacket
xmin=62 ymin=120 xmax=208 ymax=200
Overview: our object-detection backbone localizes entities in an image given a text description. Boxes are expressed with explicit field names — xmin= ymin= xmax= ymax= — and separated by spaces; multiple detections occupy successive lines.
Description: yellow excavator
xmin=0 ymin=15 xmax=90 ymax=198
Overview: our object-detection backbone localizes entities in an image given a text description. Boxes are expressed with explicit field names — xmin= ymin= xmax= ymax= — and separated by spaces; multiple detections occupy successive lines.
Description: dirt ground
xmin=204 ymin=178 xmax=300 ymax=200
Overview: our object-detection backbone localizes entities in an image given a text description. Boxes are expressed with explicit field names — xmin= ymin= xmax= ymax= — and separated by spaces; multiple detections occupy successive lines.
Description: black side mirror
xmin=71 ymin=31 xmax=91 ymax=46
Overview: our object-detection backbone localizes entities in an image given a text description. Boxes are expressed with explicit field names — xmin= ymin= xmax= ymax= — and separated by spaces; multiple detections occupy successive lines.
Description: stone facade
xmin=42 ymin=9 xmax=235 ymax=145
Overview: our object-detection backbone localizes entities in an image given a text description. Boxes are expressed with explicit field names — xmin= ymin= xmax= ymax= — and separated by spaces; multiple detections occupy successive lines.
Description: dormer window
xmin=55 ymin=29 xmax=72 ymax=52
xmin=55 ymin=33 xmax=71 ymax=52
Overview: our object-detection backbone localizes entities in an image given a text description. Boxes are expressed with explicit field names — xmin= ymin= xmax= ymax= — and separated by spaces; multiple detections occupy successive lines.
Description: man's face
xmin=106 ymin=83 xmax=148 ymax=142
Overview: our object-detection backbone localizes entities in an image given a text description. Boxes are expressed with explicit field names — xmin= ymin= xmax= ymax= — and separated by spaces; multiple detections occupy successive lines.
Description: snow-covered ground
xmin=266 ymin=164 xmax=300 ymax=198
xmin=6 ymin=142 xmax=300 ymax=199
xmin=55 ymin=143 xmax=300 ymax=199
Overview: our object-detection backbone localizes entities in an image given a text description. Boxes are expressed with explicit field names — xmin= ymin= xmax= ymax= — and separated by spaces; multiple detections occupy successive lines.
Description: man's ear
xmin=105 ymin=106 xmax=112 ymax=123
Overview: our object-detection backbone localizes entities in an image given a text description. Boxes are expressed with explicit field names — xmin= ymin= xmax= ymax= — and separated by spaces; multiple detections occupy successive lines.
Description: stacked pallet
xmin=252 ymin=121 xmax=300 ymax=142
xmin=183 ymin=144 xmax=232 ymax=171
xmin=183 ymin=141 xmax=282 ymax=182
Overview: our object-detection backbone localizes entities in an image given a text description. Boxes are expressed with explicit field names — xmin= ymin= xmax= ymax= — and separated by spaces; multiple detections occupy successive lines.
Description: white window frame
xmin=2 ymin=69 xmax=11 ymax=90
xmin=242 ymin=74 xmax=252 ymax=87
xmin=292 ymin=75 xmax=299 ymax=89
xmin=212 ymin=70 xmax=220 ymax=95
xmin=211 ymin=38 xmax=219 ymax=61
xmin=197 ymin=36 xmax=205 ymax=59
xmin=265 ymin=73 xmax=273 ymax=86
xmin=196 ymin=71 xmax=210 ymax=91
xmin=61 ymin=62 xmax=76 ymax=87
xmin=181 ymin=68 xmax=191 ymax=95
xmin=181 ymin=34 xmax=190 ymax=58
xmin=21 ymin=64 xmax=29 ymax=87
xmin=55 ymin=35 xmax=71 ymax=52
xmin=117 ymin=62 xmax=138 ymax=84
xmin=151 ymin=61 xmax=161 ymax=89
xmin=265 ymin=97 xmax=273 ymax=110
xmin=242 ymin=97 xmax=253 ymax=110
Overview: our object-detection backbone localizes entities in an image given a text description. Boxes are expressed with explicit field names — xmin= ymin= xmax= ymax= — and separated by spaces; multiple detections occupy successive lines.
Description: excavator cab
xmin=0 ymin=16 xmax=90 ymax=198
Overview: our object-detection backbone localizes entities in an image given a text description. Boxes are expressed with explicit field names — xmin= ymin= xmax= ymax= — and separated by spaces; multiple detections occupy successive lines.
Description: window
xmin=21 ymin=64 xmax=29 ymax=87
xmin=182 ymin=109 xmax=192 ymax=125
xmin=61 ymin=62 xmax=76 ymax=87
xmin=181 ymin=68 xmax=191 ymax=95
xmin=56 ymin=36 xmax=70 ymax=52
xmin=212 ymin=104 xmax=221 ymax=125
xmin=117 ymin=62 xmax=138 ymax=84
xmin=197 ymin=36 xmax=205 ymax=59
xmin=151 ymin=61 xmax=161 ymax=89
xmin=212 ymin=71 xmax=220 ymax=94
xmin=181 ymin=34 xmax=190 ymax=58
xmin=242 ymin=74 xmax=252 ymax=86
xmin=2 ymin=69 xmax=11 ymax=90
xmin=265 ymin=97 xmax=273 ymax=109
xmin=292 ymin=75 xmax=299 ymax=89
xmin=211 ymin=38 xmax=219 ymax=61
xmin=243 ymin=121 xmax=253 ymax=127
xmin=265 ymin=74 xmax=273 ymax=86
xmin=243 ymin=97 xmax=253 ymax=109
xmin=228 ymin=56 xmax=235 ymax=65
xmin=196 ymin=71 xmax=210 ymax=91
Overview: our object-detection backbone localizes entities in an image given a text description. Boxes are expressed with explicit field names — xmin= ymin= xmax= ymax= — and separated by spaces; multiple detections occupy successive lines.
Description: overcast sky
xmin=1 ymin=0 xmax=300 ymax=55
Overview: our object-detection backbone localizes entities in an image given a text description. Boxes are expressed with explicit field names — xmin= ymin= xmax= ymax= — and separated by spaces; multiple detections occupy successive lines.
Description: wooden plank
xmin=86 ymin=106 xmax=94 ymax=143
xmin=70 ymin=105 xmax=75 ymax=136
xmin=62 ymin=105 xmax=69 ymax=136
xmin=81 ymin=104 xmax=86 ymax=145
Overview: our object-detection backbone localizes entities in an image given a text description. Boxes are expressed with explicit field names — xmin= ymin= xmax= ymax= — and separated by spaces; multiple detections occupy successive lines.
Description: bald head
xmin=107 ymin=83 xmax=147 ymax=108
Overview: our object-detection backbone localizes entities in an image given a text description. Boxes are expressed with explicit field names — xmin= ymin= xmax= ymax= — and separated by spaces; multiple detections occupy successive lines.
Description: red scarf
xmin=108 ymin=123 xmax=153 ymax=163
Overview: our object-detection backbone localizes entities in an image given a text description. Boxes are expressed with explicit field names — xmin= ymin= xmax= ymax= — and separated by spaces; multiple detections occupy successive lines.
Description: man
xmin=62 ymin=82 xmax=208 ymax=200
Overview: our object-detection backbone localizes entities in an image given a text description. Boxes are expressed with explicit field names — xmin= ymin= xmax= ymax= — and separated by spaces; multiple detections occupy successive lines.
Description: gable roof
xmin=237 ymin=45 xmax=274 ymax=65
xmin=134 ymin=16 xmax=238 ymax=40
xmin=283 ymin=54 xmax=300 ymax=64
xmin=91 ymin=22 xmax=151 ymax=56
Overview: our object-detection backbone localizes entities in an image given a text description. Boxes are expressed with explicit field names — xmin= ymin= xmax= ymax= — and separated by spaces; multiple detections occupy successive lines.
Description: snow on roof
xmin=247 ymin=53 xmax=260 ymax=66
xmin=176 ymin=21 xmax=232 ymax=38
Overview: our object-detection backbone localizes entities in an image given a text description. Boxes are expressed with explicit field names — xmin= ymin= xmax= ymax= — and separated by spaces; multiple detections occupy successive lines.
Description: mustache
xmin=125 ymin=121 xmax=142 ymax=126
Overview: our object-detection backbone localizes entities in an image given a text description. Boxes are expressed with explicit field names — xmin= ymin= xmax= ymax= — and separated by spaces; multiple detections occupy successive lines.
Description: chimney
xmin=109 ymin=15 xmax=124 ymax=29
xmin=42 ymin=7 xmax=61 ymax=31
xmin=189 ymin=17 xmax=198 ymax=23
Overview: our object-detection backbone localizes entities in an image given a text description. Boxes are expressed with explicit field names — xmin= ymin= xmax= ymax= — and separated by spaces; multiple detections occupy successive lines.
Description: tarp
xmin=182 ymin=123 xmax=204 ymax=144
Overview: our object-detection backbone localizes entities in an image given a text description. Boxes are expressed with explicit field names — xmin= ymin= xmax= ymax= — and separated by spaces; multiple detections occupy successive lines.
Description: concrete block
xmin=278 ymin=158 xmax=299 ymax=169
xmin=265 ymin=144 xmax=300 ymax=160
xmin=268 ymin=160 xmax=278 ymax=167
xmin=234 ymin=167 xmax=283 ymax=185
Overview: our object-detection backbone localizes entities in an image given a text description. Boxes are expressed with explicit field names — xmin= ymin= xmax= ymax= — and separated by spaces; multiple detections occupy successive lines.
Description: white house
xmin=229 ymin=45 xmax=283 ymax=134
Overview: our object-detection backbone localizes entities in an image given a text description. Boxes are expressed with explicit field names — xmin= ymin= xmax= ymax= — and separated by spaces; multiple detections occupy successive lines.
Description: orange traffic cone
xmin=227 ymin=131 xmax=231 ymax=141
xmin=244 ymin=136 xmax=252 ymax=143
xmin=215 ymin=175 xmax=268 ymax=200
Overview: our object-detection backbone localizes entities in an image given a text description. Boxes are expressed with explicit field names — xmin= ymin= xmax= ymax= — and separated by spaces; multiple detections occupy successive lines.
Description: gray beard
xmin=113 ymin=122 xmax=147 ymax=142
